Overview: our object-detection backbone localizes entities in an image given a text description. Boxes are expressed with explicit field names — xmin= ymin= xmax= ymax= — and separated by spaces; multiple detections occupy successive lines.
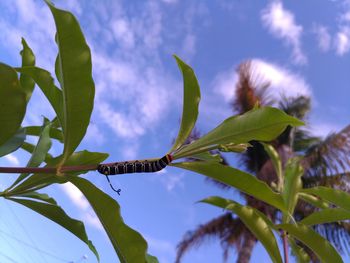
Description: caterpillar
xmin=97 ymin=154 xmax=173 ymax=175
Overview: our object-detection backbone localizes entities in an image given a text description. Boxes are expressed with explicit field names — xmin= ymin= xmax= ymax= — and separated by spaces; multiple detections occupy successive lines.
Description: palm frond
xmin=175 ymin=214 xmax=246 ymax=263
xmin=302 ymin=172 xmax=350 ymax=191
xmin=302 ymin=125 xmax=350 ymax=179
xmin=293 ymin=129 xmax=322 ymax=153
xmin=279 ymin=95 xmax=311 ymax=120
xmin=232 ymin=60 xmax=273 ymax=114
xmin=277 ymin=95 xmax=312 ymax=147
xmin=315 ymin=222 xmax=350 ymax=255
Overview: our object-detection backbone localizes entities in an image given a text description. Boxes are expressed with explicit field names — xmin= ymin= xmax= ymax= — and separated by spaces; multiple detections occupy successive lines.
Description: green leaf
xmin=8 ymin=197 xmax=99 ymax=261
xmin=299 ymin=208 xmax=350 ymax=226
xmin=172 ymin=161 xmax=286 ymax=212
xmin=16 ymin=191 xmax=57 ymax=205
xmin=190 ymin=152 xmax=223 ymax=162
xmin=278 ymin=223 xmax=343 ymax=263
xmin=174 ymin=106 xmax=304 ymax=159
xmin=25 ymin=125 xmax=63 ymax=142
xmin=299 ymin=192 xmax=329 ymax=209
xmin=69 ymin=176 xmax=149 ymax=263
xmin=288 ymin=237 xmax=310 ymax=263
xmin=7 ymin=173 xmax=61 ymax=196
xmin=21 ymin=142 xmax=53 ymax=163
xmin=0 ymin=128 xmax=26 ymax=157
xmin=282 ymin=158 xmax=303 ymax=222
xmin=302 ymin=187 xmax=350 ymax=212
xmin=15 ymin=66 xmax=64 ymax=125
xmin=11 ymin=120 xmax=52 ymax=188
xmin=218 ymin=142 xmax=251 ymax=153
xmin=19 ymin=38 xmax=35 ymax=102
xmin=169 ymin=55 xmax=200 ymax=153
xmin=0 ymin=63 xmax=26 ymax=145
xmin=146 ymin=254 xmax=159 ymax=263
xmin=46 ymin=1 xmax=95 ymax=164
xmin=201 ymin=196 xmax=282 ymax=263
xmin=262 ymin=143 xmax=282 ymax=190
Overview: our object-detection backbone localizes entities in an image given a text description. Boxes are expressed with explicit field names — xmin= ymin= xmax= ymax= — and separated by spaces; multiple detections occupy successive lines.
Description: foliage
xmin=0 ymin=2 xmax=348 ymax=262
xmin=176 ymin=60 xmax=350 ymax=263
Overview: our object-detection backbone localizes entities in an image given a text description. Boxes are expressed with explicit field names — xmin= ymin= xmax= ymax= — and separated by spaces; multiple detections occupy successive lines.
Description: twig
xmin=281 ymin=230 xmax=289 ymax=263
xmin=0 ymin=164 xmax=98 ymax=174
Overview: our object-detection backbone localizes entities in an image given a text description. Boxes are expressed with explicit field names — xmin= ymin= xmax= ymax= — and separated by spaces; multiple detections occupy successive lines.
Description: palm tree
xmin=175 ymin=61 xmax=350 ymax=262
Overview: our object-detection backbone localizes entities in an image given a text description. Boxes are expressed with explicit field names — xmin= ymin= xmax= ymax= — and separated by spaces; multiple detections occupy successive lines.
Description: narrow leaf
xmin=0 ymin=128 xmax=26 ymax=157
xmin=174 ymin=107 xmax=304 ymax=158
xmin=172 ymin=161 xmax=286 ymax=212
xmin=169 ymin=56 xmax=200 ymax=153
xmin=278 ymin=223 xmax=343 ymax=263
xmin=11 ymin=120 xmax=52 ymax=188
xmin=16 ymin=191 xmax=57 ymax=205
xmin=190 ymin=152 xmax=222 ymax=162
xmin=282 ymin=158 xmax=303 ymax=222
xmin=25 ymin=125 xmax=63 ymax=142
xmin=46 ymin=1 xmax=95 ymax=164
xmin=288 ymin=237 xmax=310 ymax=263
xmin=15 ymin=66 xmax=64 ymax=125
xmin=0 ymin=63 xmax=26 ymax=145
xmin=21 ymin=142 xmax=53 ymax=163
xmin=299 ymin=192 xmax=329 ymax=209
xmin=201 ymin=196 xmax=282 ymax=263
xmin=302 ymin=187 xmax=350 ymax=212
xmin=218 ymin=142 xmax=251 ymax=153
xmin=146 ymin=254 xmax=159 ymax=263
xmin=69 ymin=176 xmax=149 ymax=263
xmin=8 ymin=197 xmax=99 ymax=261
xmin=262 ymin=143 xmax=282 ymax=190
xmin=299 ymin=208 xmax=350 ymax=226
xmin=19 ymin=38 xmax=35 ymax=102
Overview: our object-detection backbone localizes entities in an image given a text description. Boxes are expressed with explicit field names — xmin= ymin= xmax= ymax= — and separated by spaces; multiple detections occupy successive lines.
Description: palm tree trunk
xmin=236 ymin=232 xmax=257 ymax=263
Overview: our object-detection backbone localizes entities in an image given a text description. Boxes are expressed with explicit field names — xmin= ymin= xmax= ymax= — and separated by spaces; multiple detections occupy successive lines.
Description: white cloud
xmin=84 ymin=211 xmax=103 ymax=230
xmin=213 ymin=68 xmax=238 ymax=102
xmin=85 ymin=1 xmax=178 ymax=143
xmin=334 ymin=27 xmax=350 ymax=55
xmin=0 ymin=0 xmax=56 ymax=69
xmin=261 ymin=1 xmax=307 ymax=65
xmin=150 ymin=171 xmax=185 ymax=192
xmin=60 ymin=183 xmax=89 ymax=210
xmin=84 ymin=123 xmax=105 ymax=146
xmin=60 ymin=183 xmax=103 ymax=230
xmin=214 ymin=59 xmax=311 ymax=104
xmin=161 ymin=0 xmax=178 ymax=4
xmin=4 ymin=154 xmax=20 ymax=166
xmin=309 ymin=122 xmax=342 ymax=138
xmin=253 ymin=59 xmax=311 ymax=98
xmin=121 ymin=143 xmax=139 ymax=160
xmin=181 ymin=33 xmax=197 ymax=59
xmin=145 ymin=235 xmax=175 ymax=263
xmin=111 ymin=18 xmax=135 ymax=49
xmin=97 ymin=102 xmax=145 ymax=138
xmin=313 ymin=25 xmax=331 ymax=52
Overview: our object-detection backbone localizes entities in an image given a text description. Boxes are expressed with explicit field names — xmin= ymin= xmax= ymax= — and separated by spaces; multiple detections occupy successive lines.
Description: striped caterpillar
xmin=97 ymin=154 xmax=173 ymax=175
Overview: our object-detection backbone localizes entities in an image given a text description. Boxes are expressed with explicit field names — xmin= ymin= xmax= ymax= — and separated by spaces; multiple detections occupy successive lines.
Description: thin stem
xmin=173 ymin=144 xmax=220 ymax=160
xmin=281 ymin=230 xmax=289 ymax=263
xmin=0 ymin=164 xmax=98 ymax=174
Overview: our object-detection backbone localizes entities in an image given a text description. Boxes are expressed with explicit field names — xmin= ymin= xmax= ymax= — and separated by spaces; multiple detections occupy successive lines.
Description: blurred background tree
xmin=176 ymin=61 xmax=350 ymax=263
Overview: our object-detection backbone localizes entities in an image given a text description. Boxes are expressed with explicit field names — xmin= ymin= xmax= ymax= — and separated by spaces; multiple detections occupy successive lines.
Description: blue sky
xmin=0 ymin=0 xmax=349 ymax=262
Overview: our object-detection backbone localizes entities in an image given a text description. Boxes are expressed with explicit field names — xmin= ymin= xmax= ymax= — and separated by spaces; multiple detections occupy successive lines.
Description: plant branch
xmin=281 ymin=230 xmax=289 ymax=263
xmin=0 ymin=164 xmax=98 ymax=174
